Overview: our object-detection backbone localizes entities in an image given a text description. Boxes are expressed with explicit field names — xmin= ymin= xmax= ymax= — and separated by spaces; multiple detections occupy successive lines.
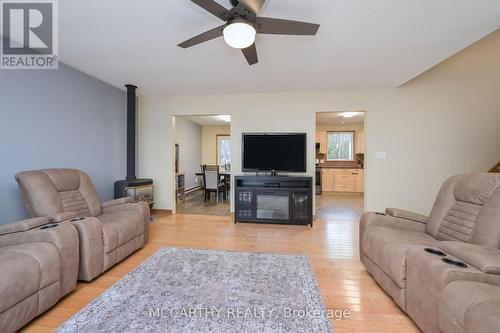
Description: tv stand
xmin=234 ymin=176 xmax=313 ymax=227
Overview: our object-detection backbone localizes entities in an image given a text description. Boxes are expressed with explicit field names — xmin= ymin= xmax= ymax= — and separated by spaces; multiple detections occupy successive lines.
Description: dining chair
xmin=223 ymin=163 xmax=231 ymax=191
xmin=200 ymin=165 xmax=206 ymax=198
xmin=203 ymin=170 xmax=226 ymax=203
xmin=204 ymin=165 xmax=219 ymax=171
xmin=204 ymin=165 xmax=226 ymax=190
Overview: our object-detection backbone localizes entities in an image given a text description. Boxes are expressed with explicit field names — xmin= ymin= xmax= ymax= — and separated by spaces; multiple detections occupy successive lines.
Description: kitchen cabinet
xmin=321 ymin=168 xmax=334 ymax=191
xmin=353 ymin=169 xmax=364 ymax=193
xmin=321 ymin=168 xmax=364 ymax=193
xmin=332 ymin=169 xmax=355 ymax=192
xmin=316 ymin=130 xmax=327 ymax=155
xmin=356 ymin=130 xmax=365 ymax=154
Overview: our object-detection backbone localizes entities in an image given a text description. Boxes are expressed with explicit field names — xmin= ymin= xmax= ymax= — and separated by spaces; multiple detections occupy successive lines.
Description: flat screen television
xmin=242 ymin=133 xmax=307 ymax=172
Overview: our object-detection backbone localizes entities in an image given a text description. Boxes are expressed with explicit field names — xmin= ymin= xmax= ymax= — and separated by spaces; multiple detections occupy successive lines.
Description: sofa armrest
xmin=49 ymin=211 xmax=79 ymax=223
xmin=71 ymin=217 xmax=103 ymax=281
xmin=438 ymin=241 xmax=500 ymax=275
xmin=0 ymin=222 xmax=79 ymax=295
xmin=0 ymin=217 xmax=49 ymax=236
xmin=359 ymin=211 xmax=427 ymax=257
xmin=385 ymin=208 xmax=428 ymax=224
xmin=360 ymin=211 xmax=427 ymax=234
xmin=102 ymin=197 xmax=134 ymax=208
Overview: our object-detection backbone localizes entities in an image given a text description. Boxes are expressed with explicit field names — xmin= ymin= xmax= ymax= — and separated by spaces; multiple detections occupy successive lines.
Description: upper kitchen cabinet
xmin=356 ymin=130 xmax=365 ymax=154
xmin=316 ymin=130 xmax=327 ymax=155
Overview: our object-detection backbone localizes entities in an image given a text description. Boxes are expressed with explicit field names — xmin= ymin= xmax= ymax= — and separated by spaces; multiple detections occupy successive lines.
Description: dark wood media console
xmin=234 ymin=176 xmax=313 ymax=226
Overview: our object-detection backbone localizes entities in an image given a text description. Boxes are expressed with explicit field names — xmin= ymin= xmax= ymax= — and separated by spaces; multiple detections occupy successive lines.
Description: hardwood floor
xmin=176 ymin=188 xmax=230 ymax=216
xmin=22 ymin=193 xmax=421 ymax=333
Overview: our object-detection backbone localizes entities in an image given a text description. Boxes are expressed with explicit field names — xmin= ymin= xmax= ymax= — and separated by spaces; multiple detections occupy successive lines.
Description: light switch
xmin=376 ymin=152 xmax=386 ymax=159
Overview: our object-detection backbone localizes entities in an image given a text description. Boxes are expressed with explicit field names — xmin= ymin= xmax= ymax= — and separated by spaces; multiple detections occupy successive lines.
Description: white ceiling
xmin=317 ymin=112 xmax=364 ymax=125
xmin=181 ymin=115 xmax=231 ymax=126
xmin=58 ymin=0 xmax=500 ymax=96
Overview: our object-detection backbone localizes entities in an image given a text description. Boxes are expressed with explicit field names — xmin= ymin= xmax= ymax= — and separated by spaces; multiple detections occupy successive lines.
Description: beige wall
xmin=138 ymin=29 xmax=500 ymax=214
xmin=173 ymin=117 xmax=202 ymax=190
xmin=202 ymin=125 xmax=230 ymax=165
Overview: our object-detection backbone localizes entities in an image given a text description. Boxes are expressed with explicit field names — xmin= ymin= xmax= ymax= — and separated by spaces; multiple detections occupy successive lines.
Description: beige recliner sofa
xmin=360 ymin=173 xmax=500 ymax=333
xmin=0 ymin=217 xmax=79 ymax=333
xmin=16 ymin=168 xmax=150 ymax=281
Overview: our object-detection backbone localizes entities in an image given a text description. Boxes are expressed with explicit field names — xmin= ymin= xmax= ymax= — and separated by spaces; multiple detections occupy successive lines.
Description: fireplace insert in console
xmin=234 ymin=176 xmax=313 ymax=226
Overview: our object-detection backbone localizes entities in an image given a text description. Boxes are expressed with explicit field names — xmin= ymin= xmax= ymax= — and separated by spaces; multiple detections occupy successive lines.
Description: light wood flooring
xmin=22 ymin=193 xmax=421 ymax=333
xmin=176 ymin=188 xmax=230 ymax=216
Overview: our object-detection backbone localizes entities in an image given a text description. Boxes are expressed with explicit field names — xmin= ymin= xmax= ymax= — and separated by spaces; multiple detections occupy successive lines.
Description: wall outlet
xmin=195 ymin=177 xmax=198 ymax=184
xmin=376 ymin=152 xmax=386 ymax=159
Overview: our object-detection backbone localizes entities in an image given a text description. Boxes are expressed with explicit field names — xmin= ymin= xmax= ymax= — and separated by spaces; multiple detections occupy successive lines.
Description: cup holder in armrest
xmin=424 ymin=248 xmax=447 ymax=257
xmin=40 ymin=223 xmax=59 ymax=230
xmin=375 ymin=212 xmax=386 ymax=216
xmin=442 ymin=258 xmax=468 ymax=268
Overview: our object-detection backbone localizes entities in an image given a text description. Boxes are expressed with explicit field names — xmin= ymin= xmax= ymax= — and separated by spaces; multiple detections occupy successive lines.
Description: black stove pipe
xmin=114 ymin=84 xmax=153 ymax=202
xmin=125 ymin=84 xmax=137 ymax=180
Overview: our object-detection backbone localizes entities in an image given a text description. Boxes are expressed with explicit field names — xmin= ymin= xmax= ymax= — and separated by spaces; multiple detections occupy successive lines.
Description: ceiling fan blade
xmin=241 ymin=43 xmax=258 ymax=65
xmin=255 ymin=17 xmax=320 ymax=35
xmin=178 ymin=24 xmax=226 ymax=48
xmin=191 ymin=0 xmax=232 ymax=21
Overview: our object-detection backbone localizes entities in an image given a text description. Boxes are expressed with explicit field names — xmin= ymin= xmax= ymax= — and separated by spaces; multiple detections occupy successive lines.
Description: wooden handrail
xmin=489 ymin=161 xmax=500 ymax=173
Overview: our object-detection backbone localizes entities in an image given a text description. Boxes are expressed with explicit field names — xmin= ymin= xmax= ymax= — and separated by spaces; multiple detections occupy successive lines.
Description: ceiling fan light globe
xmin=223 ymin=22 xmax=256 ymax=49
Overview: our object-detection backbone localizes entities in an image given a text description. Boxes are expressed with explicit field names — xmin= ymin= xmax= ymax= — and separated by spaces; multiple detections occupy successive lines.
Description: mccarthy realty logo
xmin=1 ymin=0 xmax=58 ymax=69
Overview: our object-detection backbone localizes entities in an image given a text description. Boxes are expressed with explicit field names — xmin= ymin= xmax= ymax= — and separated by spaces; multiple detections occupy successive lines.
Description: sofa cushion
xmin=426 ymin=173 xmax=500 ymax=247
xmin=15 ymin=169 xmax=102 ymax=218
xmin=99 ymin=210 xmax=144 ymax=253
xmin=439 ymin=281 xmax=500 ymax=332
xmin=3 ymin=243 xmax=61 ymax=289
xmin=0 ymin=242 xmax=60 ymax=314
xmin=454 ymin=174 xmax=500 ymax=205
xmin=362 ymin=226 xmax=438 ymax=288
xmin=0 ymin=249 xmax=39 ymax=314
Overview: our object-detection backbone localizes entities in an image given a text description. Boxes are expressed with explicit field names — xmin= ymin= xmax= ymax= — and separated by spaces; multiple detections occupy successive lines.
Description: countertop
xmin=316 ymin=164 xmax=364 ymax=169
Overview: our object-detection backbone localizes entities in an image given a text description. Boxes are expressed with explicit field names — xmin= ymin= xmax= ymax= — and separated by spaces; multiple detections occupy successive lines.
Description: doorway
xmin=173 ymin=115 xmax=232 ymax=216
xmin=315 ymin=112 xmax=365 ymax=219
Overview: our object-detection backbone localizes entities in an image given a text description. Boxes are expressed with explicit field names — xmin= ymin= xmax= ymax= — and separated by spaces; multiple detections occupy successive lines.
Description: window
xmin=217 ymin=135 xmax=231 ymax=167
xmin=327 ymin=131 xmax=354 ymax=161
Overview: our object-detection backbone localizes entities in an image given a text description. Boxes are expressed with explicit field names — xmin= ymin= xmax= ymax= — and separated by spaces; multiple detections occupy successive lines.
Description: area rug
xmin=55 ymin=248 xmax=334 ymax=333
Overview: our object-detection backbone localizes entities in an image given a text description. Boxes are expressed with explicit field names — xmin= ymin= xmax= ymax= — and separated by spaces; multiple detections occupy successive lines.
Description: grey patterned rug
xmin=55 ymin=248 xmax=334 ymax=333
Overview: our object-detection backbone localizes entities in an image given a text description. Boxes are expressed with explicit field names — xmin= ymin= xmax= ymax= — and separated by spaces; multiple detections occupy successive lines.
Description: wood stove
xmin=114 ymin=84 xmax=154 ymax=207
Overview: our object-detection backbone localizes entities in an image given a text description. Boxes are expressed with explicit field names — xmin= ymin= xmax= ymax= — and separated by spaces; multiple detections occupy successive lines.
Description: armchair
xmin=15 ymin=168 xmax=150 ymax=281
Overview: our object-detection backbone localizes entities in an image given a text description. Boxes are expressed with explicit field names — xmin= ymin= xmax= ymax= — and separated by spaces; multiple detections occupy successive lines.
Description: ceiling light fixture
xmin=342 ymin=112 xmax=358 ymax=118
xmin=223 ymin=20 xmax=256 ymax=49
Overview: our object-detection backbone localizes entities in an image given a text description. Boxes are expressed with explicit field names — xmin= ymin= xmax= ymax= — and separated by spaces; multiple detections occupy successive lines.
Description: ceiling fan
xmin=178 ymin=0 xmax=320 ymax=65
